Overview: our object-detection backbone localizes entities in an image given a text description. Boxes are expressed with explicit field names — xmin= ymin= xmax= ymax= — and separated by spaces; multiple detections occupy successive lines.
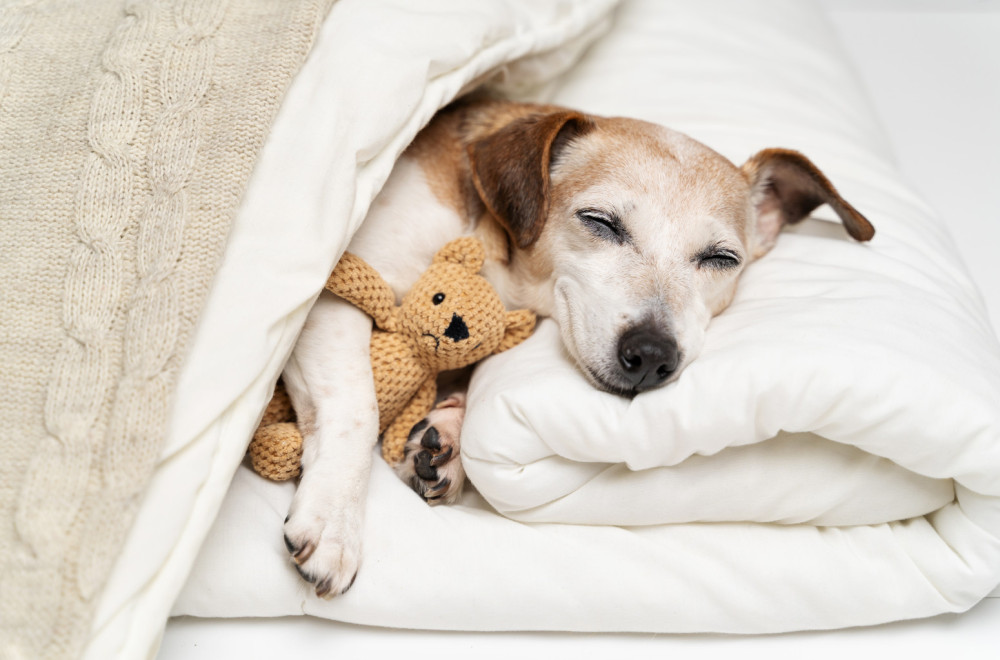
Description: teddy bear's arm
xmin=325 ymin=252 xmax=398 ymax=330
xmin=381 ymin=376 xmax=437 ymax=465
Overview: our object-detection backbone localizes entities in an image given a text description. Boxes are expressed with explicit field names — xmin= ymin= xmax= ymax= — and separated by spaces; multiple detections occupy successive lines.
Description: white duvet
xmin=88 ymin=1 xmax=1000 ymax=656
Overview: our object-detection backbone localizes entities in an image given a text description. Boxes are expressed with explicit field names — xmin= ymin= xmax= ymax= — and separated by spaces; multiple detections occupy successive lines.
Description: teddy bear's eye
xmin=432 ymin=293 xmax=445 ymax=305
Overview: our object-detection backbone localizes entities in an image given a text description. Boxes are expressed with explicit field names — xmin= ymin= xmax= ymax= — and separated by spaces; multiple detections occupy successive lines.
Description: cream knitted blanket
xmin=0 ymin=1 xmax=333 ymax=657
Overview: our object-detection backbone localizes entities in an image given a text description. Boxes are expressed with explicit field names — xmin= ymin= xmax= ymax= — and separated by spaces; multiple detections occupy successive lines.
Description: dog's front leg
xmin=281 ymin=291 xmax=377 ymax=598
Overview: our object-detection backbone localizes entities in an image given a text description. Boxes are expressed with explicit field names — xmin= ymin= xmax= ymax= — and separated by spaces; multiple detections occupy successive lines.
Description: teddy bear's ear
xmin=494 ymin=309 xmax=536 ymax=355
xmin=432 ymin=236 xmax=485 ymax=273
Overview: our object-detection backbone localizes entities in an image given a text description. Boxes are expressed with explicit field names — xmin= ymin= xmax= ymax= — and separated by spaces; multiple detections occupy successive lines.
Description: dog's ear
xmin=432 ymin=236 xmax=485 ymax=273
xmin=469 ymin=111 xmax=593 ymax=249
xmin=494 ymin=309 xmax=536 ymax=354
xmin=741 ymin=148 xmax=874 ymax=258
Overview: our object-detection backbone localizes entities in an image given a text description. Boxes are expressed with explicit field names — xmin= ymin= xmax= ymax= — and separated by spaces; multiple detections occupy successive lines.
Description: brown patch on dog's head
xmin=741 ymin=148 xmax=874 ymax=258
xmin=468 ymin=110 xmax=594 ymax=249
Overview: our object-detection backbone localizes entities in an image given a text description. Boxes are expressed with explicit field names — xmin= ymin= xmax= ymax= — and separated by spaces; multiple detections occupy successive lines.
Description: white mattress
xmin=157 ymin=0 xmax=1000 ymax=656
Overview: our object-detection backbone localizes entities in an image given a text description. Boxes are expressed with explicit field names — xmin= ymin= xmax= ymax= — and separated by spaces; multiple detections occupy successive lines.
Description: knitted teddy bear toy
xmin=248 ymin=236 xmax=536 ymax=480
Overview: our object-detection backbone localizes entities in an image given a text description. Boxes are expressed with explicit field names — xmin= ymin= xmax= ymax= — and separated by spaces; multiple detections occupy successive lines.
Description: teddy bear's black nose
xmin=444 ymin=313 xmax=469 ymax=342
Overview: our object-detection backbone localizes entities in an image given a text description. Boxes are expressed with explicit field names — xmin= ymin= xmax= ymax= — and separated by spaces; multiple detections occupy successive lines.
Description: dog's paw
xmin=395 ymin=394 xmax=466 ymax=505
xmin=282 ymin=501 xmax=361 ymax=599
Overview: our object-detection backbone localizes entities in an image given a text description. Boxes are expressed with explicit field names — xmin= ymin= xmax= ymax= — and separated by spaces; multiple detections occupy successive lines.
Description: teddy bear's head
xmin=398 ymin=237 xmax=534 ymax=371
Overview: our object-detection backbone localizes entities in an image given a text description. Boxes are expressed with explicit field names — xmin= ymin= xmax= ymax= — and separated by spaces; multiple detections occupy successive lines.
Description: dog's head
xmin=469 ymin=109 xmax=873 ymax=396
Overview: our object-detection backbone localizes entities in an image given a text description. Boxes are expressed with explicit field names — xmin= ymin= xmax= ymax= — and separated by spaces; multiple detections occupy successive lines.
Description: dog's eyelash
xmin=577 ymin=208 xmax=628 ymax=244
xmin=695 ymin=246 xmax=742 ymax=270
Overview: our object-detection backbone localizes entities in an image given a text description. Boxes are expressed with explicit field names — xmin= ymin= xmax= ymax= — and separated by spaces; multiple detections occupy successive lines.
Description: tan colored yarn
xmin=248 ymin=381 xmax=303 ymax=481
xmin=248 ymin=236 xmax=536 ymax=474
xmin=0 ymin=2 xmax=334 ymax=658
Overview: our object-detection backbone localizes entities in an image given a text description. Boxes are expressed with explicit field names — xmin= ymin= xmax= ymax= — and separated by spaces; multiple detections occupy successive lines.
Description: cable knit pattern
xmin=9 ymin=4 xmax=155 ymax=654
xmin=79 ymin=0 xmax=226 ymax=601
xmin=0 ymin=1 xmax=334 ymax=658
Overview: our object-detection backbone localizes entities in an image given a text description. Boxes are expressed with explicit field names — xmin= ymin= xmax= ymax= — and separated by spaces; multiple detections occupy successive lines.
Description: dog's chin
xmin=579 ymin=356 xmax=687 ymax=399
xmin=581 ymin=363 xmax=639 ymax=399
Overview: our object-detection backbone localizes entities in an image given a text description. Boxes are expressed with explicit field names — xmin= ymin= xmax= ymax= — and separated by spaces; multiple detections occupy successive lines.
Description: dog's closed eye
xmin=694 ymin=244 xmax=743 ymax=271
xmin=576 ymin=208 xmax=630 ymax=245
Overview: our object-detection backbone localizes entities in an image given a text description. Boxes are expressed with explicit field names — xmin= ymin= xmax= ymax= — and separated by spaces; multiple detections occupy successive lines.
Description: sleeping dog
xmin=280 ymin=96 xmax=874 ymax=597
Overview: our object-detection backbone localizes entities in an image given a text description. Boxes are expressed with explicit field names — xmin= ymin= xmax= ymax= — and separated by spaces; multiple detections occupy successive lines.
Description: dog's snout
xmin=617 ymin=326 xmax=679 ymax=392
xmin=444 ymin=313 xmax=469 ymax=342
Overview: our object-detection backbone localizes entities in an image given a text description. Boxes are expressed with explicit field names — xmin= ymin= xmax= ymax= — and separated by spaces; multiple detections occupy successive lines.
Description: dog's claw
xmin=294 ymin=563 xmax=314 ymax=583
xmin=430 ymin=445 xmax=453 ymax=466
xmin=315 ymin=576 xmax=333 ymax=598
xmin=341 ymin=571 xmax=358 ymax=595
xmin=428 ymin=477 xmax=451 ymax=493
xmin=425 ymin=477 xmax=451 ymax=498
xmin=293 ymin=540 xmax=316 ymax=565
xmin=285 ymin=534 xmax=317 ymax=565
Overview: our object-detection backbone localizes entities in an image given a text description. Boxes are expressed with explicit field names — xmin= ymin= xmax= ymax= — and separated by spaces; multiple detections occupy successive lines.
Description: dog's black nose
xmin=444 ymin=313 xmax=469 ymax=342
xmin=617 ymin=326 xmax=679 ymax=391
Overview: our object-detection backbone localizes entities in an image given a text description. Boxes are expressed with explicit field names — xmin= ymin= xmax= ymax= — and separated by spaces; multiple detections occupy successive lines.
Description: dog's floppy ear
xmin=469 ymin=111 xmax=593 ymax=249
xmin=741 ymin=148 xmax=875 ymax=257
xmin=494 ymin=309 xmax=536 ymax=355
xmin=432 ymin=236 xmax=485 ymax=273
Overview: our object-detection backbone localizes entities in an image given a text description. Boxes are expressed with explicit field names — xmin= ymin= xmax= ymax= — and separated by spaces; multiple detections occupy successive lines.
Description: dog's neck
xmin=472 ymin=213 xmax=555 ymax=318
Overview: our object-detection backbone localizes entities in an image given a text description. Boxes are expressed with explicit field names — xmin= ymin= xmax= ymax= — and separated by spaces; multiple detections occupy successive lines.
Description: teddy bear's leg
xmin=248 ymin=422 xmax=303 ymax=481
xmin=394 ymin=392 xmax=467 ymax=505
xmin=280 ymin=294 xmax=378 ymax=599
xmin=260 ymin=379 xmax=295 ymax=426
